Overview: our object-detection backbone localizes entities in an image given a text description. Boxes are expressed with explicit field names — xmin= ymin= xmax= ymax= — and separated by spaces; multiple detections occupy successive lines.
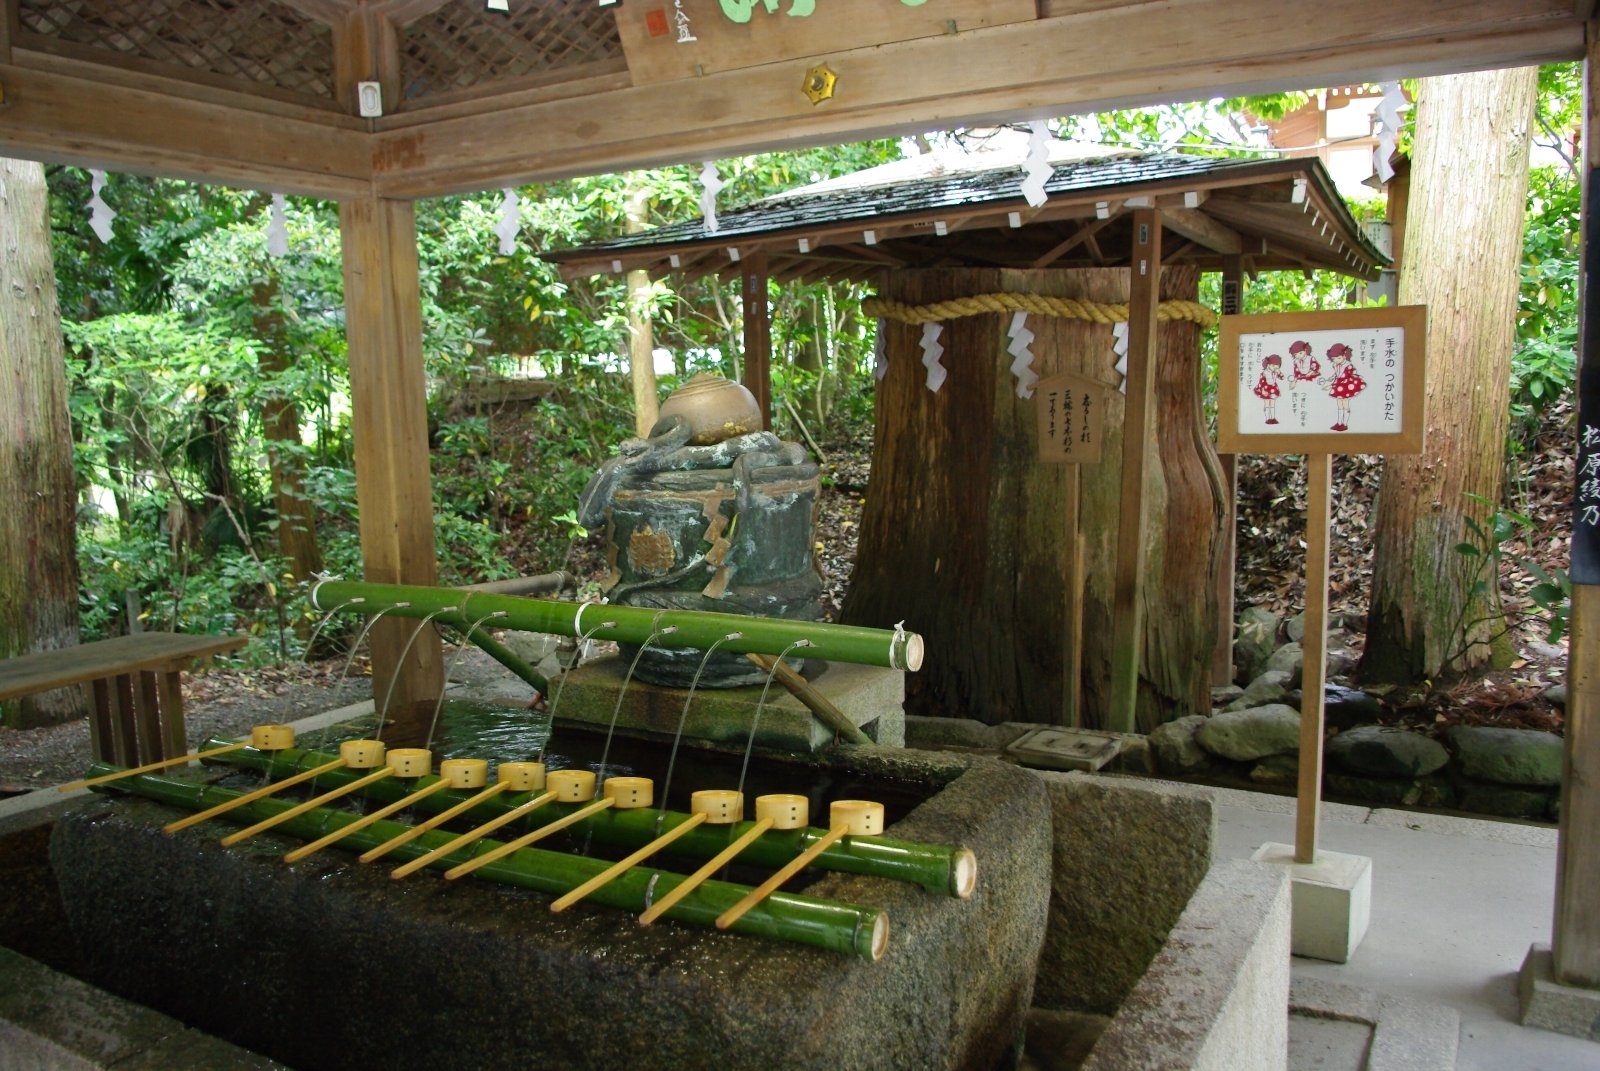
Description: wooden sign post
xmin=1219 ymin=305 xmax=1426 ymax=867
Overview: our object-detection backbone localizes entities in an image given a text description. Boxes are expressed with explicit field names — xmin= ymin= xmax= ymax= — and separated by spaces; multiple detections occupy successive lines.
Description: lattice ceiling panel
xmin=402 ymin=0 xmax=624 ymax=101
xmin=18 ymin=0 xmax=335 ymax=100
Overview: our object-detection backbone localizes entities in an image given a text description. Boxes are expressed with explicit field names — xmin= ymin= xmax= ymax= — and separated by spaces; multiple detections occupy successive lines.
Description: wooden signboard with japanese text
xmin=1036 ymin=371 xmax=1109 ymax=465
xmin=1216 ymin=306 xmax=1427 ymax=456
xmin=614 ymin=0 xmax=1038 ymax=86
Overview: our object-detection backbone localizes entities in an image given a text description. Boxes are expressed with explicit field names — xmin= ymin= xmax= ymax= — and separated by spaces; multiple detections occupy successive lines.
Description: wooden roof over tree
xmin=0 ymin=1 xmax=1584 ymax=200
xmin=542 ymin=150 xmax=1387 ymax=284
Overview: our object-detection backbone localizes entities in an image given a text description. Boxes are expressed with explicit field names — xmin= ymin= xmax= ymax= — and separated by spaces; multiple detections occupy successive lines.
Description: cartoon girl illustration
xmin=1323 ymin=342 xmax=1365 ymax=431
xmin=1289 ymin=339 xmax=1320 ymax=384
xmin=1253 ymin=354 xmax=1284 ymax=424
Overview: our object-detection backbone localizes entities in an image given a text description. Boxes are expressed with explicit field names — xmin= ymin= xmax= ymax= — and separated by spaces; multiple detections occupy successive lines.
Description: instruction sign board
xmin=1036 ymin=372 xmax=1109 ymax=465
xmin=1217 ymin=306 xmax=1427 ymax=456
xmin=614 ymin=0 xmax=1036 ymax=85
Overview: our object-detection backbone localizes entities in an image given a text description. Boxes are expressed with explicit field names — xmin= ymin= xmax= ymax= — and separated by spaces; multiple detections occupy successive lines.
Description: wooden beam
xmin=370 ymin=1 xmax=1581 ymax=198
xmin=1163 ymin=206 xmax=1245 ymax=254
xmin=0 ymin=61 xmax=369 ymax=197
xmin=332 ymin=8 xmax=400 ymax=120
xmin=339 ymin=196 xmax=444 ymax=721
xmin=1550 ymin=13 xmax=1600 ymax=990
xmin=1107 ymin=208 xmax=1161 ymax=733
xmin=742 ymin=251 xmax=772 ymax=428
xmin=1029 ymin=218 xmax=1117 ymax=269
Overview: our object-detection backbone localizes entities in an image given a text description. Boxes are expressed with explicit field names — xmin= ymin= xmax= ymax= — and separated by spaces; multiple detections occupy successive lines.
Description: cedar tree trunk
xmin=0 ymin=158 xmax=87 ymax=727
xmin=843 ymin=266 xmax=1222 ymax=728
xmin=1362 ymin=67 xmax=1538 ymax=682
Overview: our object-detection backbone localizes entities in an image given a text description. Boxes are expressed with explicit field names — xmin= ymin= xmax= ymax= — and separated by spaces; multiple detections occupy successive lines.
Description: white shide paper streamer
xmin=1111 ymin=321 xmax=1130 ymax=394
xmin=495 ymin=188 xmax=521 ymax=255
xmin=1020 ymin=120 xmax=1051 ymax=208
xmin=920 ymin=322 xmax=947 ymax=393
xmin=1007 ymin=311 xmax=1037 ymax=398
xmin=699 ymin=161 xmax=725 ymax=235
xmin=267 ymin=194 xmax=289 ymax=258
xmin=1373 ymin=82 xmax=1407 ymax=185
xmin=88 ymin=170 xmax=116 ymax=244
xmin=873 ymin=319 xmax=889 ymax=382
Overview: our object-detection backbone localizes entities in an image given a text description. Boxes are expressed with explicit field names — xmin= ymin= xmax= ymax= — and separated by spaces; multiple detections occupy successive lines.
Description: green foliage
xmin=1449 ymin=492 xmax=1571 ymax=662
xmin=1510 ymin=164 xmax=1579 ymax=444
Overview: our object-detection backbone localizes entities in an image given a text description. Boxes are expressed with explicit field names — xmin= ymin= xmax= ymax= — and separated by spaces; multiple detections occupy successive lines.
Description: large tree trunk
xmin=842 ymin=266 xmax=1221 ymax=728
xmin=0 ymin=158 xmax=86 ymax=727
xmin=1362 ymin=67 xmax=1538 ymax=683
xmin=254 ymin=281 xmax=323 ymax=583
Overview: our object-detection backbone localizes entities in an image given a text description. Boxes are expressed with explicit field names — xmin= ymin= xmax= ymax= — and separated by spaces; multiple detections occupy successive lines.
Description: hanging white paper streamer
xmin=699 ymin=161 xmax=725 ymax=235
xmin=87 ymin=170 xmax=116 ymax=244
xmin=1007 ymin=311 xmax=1037 ymax=398
xmin=872 ymin=319 xmax=889 ymax=382
xmin=1111 ymin=321 xmax=1130 ymax=395
xmin=494 ymin=188 xmax=521 ymax=255
xmin=266 ymin=194 xmax=289 ymax=257
xmin=1372 ymin=82 xmax=1407 ymax=185
xmin=1020 ymin=120 xmax=1051 ymax=208
xmin=920 ymin=322 xmax=947 ymax=393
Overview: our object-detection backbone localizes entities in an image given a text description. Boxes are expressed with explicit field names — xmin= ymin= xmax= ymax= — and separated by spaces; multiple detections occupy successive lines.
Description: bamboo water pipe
xmin=309 ymin=579 xmax=924 ymax=673
xmin=201 ymin=739 xmax=977 ymax=898
xmin=88 ymin=767 xmax=889 ymax=960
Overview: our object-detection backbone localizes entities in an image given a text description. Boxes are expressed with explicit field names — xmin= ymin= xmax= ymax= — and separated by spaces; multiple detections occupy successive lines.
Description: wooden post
xmin=1213 ymin=253 xmax=1244 ymax=685
xmin=1064 ymin=528 xmax=1085 ymax=727
xmin=1107 ymin=209 xmax=1161 ymax=732
xmin=1296 ymin=453 xmax=1333 ymax=864
xmin=742 ymin=251 xmax=772 ymax=428
xmin=1550 ymin=18 xmax=1600 ymax=988
xmin=340 ymin=196 xmax=444 ymax=722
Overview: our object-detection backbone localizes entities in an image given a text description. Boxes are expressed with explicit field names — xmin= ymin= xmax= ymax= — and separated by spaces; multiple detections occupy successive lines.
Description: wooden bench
xmin=0 ymin=633 xmax=247 ymax=767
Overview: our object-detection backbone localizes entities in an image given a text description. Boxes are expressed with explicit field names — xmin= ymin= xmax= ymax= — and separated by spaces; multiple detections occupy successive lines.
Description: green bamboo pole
xmin=201 ymin=740 xmax=975 ymax=897
xmin=90 ymin=765 xmax=887 ymax=960
xmin=310 ymin=579 xmax=923 ymax=672
xmin=456 ymin=625 xmax=549 ymax=695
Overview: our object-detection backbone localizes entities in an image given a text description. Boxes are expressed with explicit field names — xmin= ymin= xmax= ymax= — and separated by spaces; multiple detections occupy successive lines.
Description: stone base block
xmin=552 ymin=655 xmax=904 ymax=751
xmin=1250 ymin=843 xmax=1371 ymax=963
xmin=1519 ymin=943 xmax=1600 ymax=1042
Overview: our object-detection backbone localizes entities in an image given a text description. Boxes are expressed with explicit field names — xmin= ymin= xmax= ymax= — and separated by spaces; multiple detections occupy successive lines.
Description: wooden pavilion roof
xmin=0 ymin=1 xmax=1584 ymax=201
xmin=543 ymin=151 xmax=1387 ymax=285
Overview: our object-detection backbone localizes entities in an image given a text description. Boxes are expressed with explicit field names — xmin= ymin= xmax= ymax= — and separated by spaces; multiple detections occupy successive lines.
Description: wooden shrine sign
xmin=1217 ymin=306 xmax=1427 ymax=456
xmin=1216 ymin=304 xmax=1427 ymax=869
xmin=1036 ymin=372 xmax=1110 ymax=465
xmin=614 ymin=0 xmax=1037 ymax=86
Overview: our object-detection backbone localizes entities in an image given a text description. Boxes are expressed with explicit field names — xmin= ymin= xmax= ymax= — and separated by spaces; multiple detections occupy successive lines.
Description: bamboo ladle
xmin=715 ymin=799 xmax=884 ymax=931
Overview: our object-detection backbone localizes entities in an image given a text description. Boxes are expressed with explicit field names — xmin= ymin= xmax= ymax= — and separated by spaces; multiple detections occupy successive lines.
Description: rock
xmin=1234 ymin=607 xmax=1282 ymax=685
xmin=1456 ymin=782 xmax=1555 ymax=820
xmin=1446 ymin=726 xmax=1564 ymax=787
xmin=1322 ymin=685 xmax=1384 ymax=730
xmin=1196 ymin=705 xmax=1300 ymax=761
xmin=1285 ymin=613 xmax=1306 ymax=643
xmin=1543 ymin=683 xmax=1567 ymax=709
xmin=1225 ymin=669 xmax=1291 ymax=712
xmin=1324 ymin=645 xmax=1360 ymax=680
xmin=1249 ymin=753 xmax=1298 ymax=786
xmin=1149 ymin=715 xmax=1211 ymax=775
xmin=904 ymin=716 xmax=1010 ymax=751
xmin=1325 ymin=771 xmax=1416 ymax=807
xmin=1265 ymin=642 xmax=1303 ymax=687
xmin=1525 ymin=639 xmax=1567 ymax=663
xmin=1326 ymin=726 xmax=1448 ymax=778
xmin=1210 ymin=684 xmax=1245 ymax=708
